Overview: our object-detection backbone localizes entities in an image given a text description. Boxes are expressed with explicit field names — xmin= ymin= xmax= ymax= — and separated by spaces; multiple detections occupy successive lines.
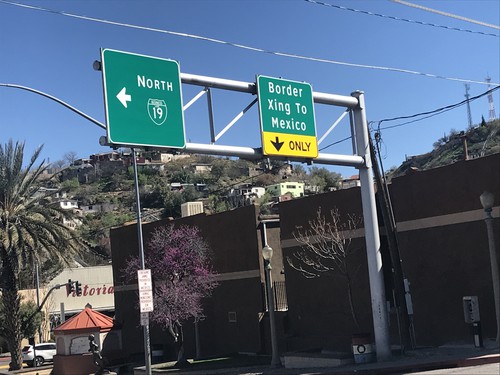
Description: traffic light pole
xmin=22 ymin=282 xmax=68 ymax=332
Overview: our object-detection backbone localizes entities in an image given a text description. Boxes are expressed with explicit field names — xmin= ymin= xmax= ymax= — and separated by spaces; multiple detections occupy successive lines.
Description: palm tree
xmin=0 ymin=140 xmax=83 ymax=370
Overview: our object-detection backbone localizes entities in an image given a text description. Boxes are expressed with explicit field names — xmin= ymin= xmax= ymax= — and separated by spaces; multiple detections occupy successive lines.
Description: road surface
xmin=403 ymin=363 xmax=500 ymax=375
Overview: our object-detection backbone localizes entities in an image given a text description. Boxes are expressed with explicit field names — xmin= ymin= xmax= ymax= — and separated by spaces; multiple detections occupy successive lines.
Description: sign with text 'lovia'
xmin=257 ymin=75 xmax=318 ymax=158
xmin=101 ymin=49 xmax=186 ymax=149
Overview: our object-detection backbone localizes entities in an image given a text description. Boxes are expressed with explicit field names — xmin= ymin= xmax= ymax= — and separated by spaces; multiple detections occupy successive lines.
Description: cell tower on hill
xmin=485 ymin=75 xmax=497 ymax=121
xmin=464 ymin=84 xmax=473 ymax=127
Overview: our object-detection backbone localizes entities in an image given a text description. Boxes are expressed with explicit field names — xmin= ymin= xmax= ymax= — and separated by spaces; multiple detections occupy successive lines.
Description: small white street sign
xmin=137 ymin=269 xmax=154 ymax=312
xmin=137 ymin=269 xmax=152 ymax=291
xmin=140 ymin=312 xmax=149 ymax=326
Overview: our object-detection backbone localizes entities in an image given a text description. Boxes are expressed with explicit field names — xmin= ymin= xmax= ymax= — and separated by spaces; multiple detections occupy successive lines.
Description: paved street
xmin=0 ymin=341 xmax=498 ymax=375
xmin=403 ymin=362 xmax=499 ymax=375
xmin=0 ymin=355 xmax=29 ymax=371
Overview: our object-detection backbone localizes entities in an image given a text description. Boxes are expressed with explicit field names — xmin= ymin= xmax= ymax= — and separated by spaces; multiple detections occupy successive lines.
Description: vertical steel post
xmin=351 ymin=91 xmax=391 ymax=361
xmin=349 ymin=109 xmax=357 ymax=155
xmin=60 ymin=303 xmax=65 ymax=323
xmin=132 ymin=149 xmax=152 ymax=375
xmin=483 ymin=205 xmax=500 ymax=345
xmin=206 ymin=88 xmax=216 ymax=144
xmin=35 ymin=261 xmax=42 ymax=343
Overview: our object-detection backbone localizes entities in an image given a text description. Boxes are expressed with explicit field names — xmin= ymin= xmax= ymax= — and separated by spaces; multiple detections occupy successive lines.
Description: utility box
xmin=463 ymin=296 xmax=480 ymax=323
xmin=181 ymin=201 xmax=204 ymax=217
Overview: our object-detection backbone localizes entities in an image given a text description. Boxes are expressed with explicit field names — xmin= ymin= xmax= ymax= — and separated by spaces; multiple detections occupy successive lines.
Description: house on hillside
xmin=80 ymin=203 xmax=118 ymax=214
xmin=159 ymin=153 xmax=190 ymax=163
xmin=340 ymin=175 xmax=361 ymax=190
xmin=90 ymin=151 xmax=129 ymax=176
xmin=191 ymin=162 xmax=212 ymax=174
xmin=60 ymin=158 xmax=96 ymax=184
xmin=266 ymin=182 xmax=304 ymax=200
xmin=59 ymin=199 xmax=78 ymax=210
xmin=228 ymin=184 xmax=266 ymax=207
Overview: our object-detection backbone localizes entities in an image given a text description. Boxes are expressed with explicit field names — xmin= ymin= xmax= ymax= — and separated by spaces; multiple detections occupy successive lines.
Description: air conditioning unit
xmin=181 ymin=201 xmax=204 ymax=217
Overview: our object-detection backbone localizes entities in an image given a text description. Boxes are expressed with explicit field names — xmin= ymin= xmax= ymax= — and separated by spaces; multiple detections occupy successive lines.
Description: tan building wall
xmin=48 ymin=266 xmax=114 ymax=316
xmin=18 ymin=266 xmax=115 ymax=345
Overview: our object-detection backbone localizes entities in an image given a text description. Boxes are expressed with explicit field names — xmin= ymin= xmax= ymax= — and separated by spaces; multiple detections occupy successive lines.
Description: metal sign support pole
xmin=351 ymin=91 xmax=391 ymax=361
xmin=132 ymin=148 xmax=152 ymax=375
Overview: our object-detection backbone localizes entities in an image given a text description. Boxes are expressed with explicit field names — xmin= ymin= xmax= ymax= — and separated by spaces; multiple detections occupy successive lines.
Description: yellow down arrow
xmin=262 ymin=131 xmax=318 ymax=158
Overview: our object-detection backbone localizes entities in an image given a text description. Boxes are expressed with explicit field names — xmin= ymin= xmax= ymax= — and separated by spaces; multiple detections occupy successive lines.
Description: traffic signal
xmin=66 ymin=279 xmax=74 ymax=296
xmin=75 ymin=281 xmax=82 ymax=296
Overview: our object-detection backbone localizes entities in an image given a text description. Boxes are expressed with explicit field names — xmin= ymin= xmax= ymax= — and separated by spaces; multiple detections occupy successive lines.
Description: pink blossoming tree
xmin=122 ymin=224 xmax=218 ymax=365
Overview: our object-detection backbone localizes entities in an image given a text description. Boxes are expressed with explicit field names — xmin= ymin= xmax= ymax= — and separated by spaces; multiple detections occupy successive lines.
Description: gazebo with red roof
xmin=52 ymin=306 xmax=121 ymax=375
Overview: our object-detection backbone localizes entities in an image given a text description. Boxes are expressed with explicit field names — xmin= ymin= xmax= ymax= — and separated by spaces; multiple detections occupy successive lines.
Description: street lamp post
xmin=262 ymin=245 xmax=280 ymax=367
xmin=479 ymin=191 xmax=500 ymax=345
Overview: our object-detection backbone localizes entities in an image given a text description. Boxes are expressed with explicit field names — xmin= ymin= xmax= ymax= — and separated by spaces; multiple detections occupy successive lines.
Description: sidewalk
xmin=1 ymin=340 xmax=499 ymax=375
xmin=133 ymin=339 xmax=500 ymax=375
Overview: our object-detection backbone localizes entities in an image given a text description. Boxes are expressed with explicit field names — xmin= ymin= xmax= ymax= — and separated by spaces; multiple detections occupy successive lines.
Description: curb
xmin=321 ymin=352 xmax=500 ymax=375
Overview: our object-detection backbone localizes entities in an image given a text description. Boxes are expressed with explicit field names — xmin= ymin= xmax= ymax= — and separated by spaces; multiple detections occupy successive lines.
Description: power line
xmin=320 ymin=86 xmax=500 ymax=151
xmin=1 ymin=0 xmax=498 ymax=87
xmin=306 ymin=0 xmax=499 ymax=38
xmin=318 ymin=136 xmax=352 ymax=152
xmin=376 ymin=85 xmax=500 ymax=130
xmin=391 ymin=0 xmax=500 ymax=30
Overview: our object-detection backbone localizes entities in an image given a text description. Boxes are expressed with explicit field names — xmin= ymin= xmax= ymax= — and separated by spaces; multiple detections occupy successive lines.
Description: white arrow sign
xmin=116 ymin=87 xmax=132 ymax=108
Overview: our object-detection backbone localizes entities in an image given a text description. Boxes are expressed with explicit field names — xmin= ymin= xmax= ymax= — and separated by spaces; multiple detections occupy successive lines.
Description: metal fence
xmin=262 ymin=281 xmax=288 ymax=312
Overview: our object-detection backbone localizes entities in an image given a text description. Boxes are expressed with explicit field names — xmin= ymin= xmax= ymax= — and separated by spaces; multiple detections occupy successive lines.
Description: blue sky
xmin=1 ymin=0 xmax=499 ymax=177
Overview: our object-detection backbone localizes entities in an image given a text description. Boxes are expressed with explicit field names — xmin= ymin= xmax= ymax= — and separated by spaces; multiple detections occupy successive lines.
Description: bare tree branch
xmin=288 ymin=207 xmax=361 ymax=327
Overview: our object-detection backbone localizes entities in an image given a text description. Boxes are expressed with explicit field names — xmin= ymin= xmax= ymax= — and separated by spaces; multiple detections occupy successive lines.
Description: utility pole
xmin=35 ymin=262 xmax=42 ymax=343
xmin=370 ymin=135 xmax=414 ymax=351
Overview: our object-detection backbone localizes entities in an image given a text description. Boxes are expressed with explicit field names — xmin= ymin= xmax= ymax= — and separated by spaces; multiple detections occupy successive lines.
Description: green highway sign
xmin=101 ymin=49 xmax=186 ymax=149
xmin=257 ymin=75 xmax=318 ymax=158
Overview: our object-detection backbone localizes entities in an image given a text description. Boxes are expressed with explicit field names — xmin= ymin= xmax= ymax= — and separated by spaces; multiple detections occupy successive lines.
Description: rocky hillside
xmin=389 ymin=118 xmax=499 ymax=178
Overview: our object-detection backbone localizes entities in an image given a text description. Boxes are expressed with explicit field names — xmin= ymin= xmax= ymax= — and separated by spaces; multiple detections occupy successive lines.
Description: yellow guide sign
xmin=257 ymin=75 xmax=318 ymax=158
xmin=261 ymin=132 xmax=318 ymax=158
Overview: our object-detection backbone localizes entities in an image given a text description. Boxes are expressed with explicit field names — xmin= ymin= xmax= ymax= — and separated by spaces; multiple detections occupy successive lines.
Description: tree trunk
xmin=173 ymin=323 xmax=189 ymax=368
xmin=345 ymin=273 xmax=360 ymax=329
xmin=1 ymin=252 xmax=23 ymax=370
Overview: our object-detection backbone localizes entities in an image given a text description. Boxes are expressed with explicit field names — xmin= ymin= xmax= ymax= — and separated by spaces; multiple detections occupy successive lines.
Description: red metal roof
xmin=53 ymin=307 xmax=114 ymax=333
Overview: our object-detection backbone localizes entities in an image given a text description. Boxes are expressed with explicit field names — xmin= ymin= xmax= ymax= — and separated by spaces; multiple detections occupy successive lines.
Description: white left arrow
xmin=116 ymin=87 xmax=132 ymax=108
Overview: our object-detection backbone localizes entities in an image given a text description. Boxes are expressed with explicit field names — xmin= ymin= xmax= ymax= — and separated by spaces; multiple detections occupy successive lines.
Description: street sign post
xmin=257 ymin=75 xmax=318 ymax=158
xmin=101 ymin=49 xmax=186 ymax=149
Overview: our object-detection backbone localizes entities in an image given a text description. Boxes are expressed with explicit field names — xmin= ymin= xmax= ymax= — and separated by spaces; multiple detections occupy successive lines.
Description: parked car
xmin=21 ymin=342 xmax=56 ymax=367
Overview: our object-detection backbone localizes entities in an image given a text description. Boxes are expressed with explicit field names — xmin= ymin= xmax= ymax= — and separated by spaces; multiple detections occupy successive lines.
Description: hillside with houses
xmin=36 ymin=150 xmax=347 ymax=273
xmin=29 ymin=118 xmax=499 ymax=283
